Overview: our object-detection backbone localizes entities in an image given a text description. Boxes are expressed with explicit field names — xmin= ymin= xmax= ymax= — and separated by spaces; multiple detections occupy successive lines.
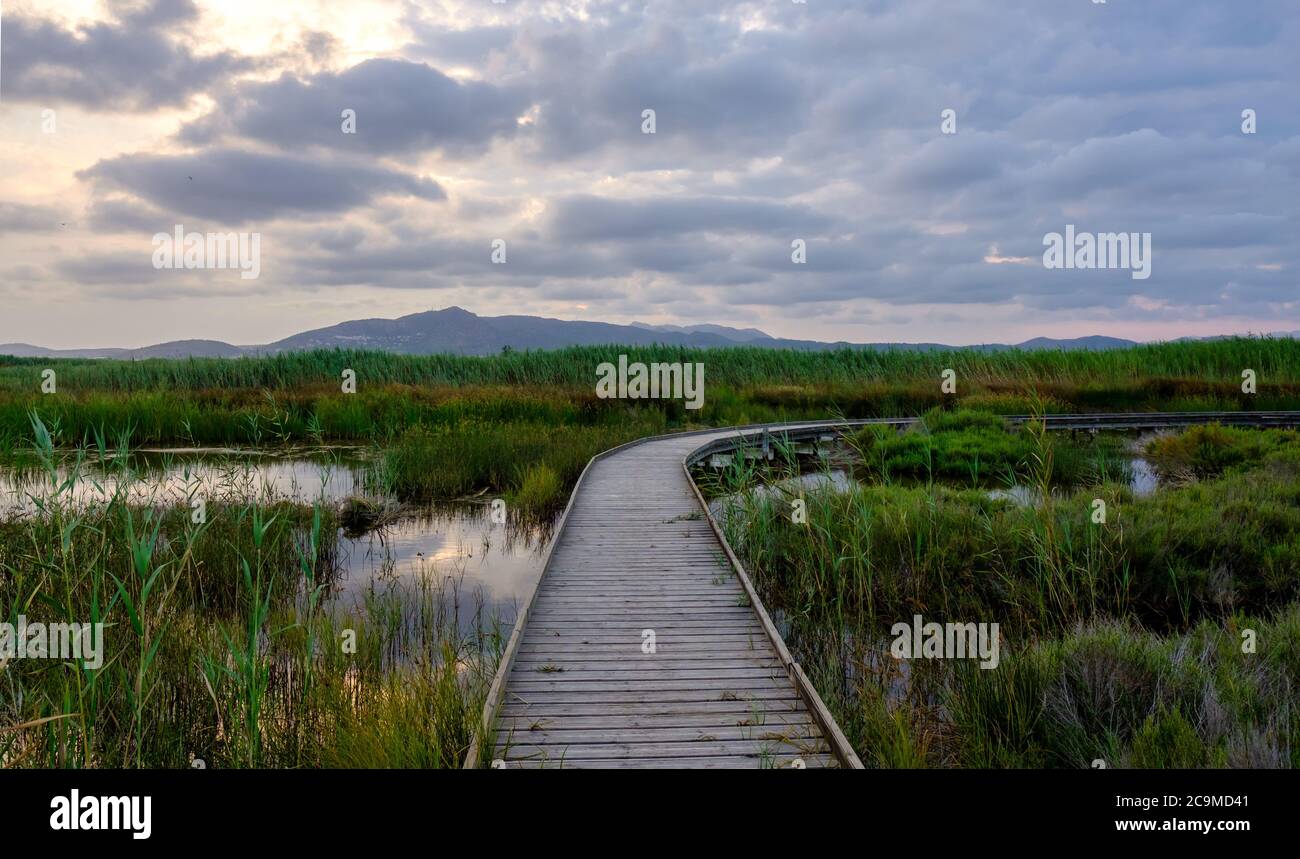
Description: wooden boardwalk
xmin=469 ymin=423 xmax=861 ymax=769
xmin=466 ymin=411 xmax=1300 ymax=769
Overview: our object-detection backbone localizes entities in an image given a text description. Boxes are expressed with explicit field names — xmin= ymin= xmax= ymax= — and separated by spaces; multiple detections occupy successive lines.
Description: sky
xmin=0 ymin=0 xmax=1297 ymax=348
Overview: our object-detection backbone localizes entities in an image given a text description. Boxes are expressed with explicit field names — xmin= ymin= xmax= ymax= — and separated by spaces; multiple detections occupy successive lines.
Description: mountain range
xmin=0 ymin=307 xmax=1276 ymax=359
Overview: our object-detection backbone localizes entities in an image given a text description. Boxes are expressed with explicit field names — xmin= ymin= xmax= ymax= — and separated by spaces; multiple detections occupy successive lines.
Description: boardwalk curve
xmin=466 ymin=411 xmax=1300 ymax=769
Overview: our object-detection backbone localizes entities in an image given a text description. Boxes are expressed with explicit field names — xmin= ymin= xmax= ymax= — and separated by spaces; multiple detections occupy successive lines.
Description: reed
xmin=4 ymin=338 xmax=1300 ymax=447
xmin=5 ymin=337 xmax=1300 ymax=391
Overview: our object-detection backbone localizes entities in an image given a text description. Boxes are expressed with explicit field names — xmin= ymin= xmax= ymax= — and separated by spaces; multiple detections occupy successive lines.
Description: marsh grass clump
xmin=510 ymin=463 xmax=564 ymax=518
xmin=848 ymin=408 xmax=1124 ymax=488
xmin=338 ymin=496 xmax=406 ymax=536
xmin=1144 ymin=423 xmax=1297 ymax=480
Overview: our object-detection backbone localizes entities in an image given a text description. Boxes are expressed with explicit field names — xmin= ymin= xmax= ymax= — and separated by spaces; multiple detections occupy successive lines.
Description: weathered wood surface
xmin=483 ymin=424 xmax=856 ymax=769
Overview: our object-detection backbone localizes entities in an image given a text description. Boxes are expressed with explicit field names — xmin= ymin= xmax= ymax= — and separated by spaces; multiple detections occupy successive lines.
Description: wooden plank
xmin=500 ymin=738 xmax=828 ymax=760
xmin=519 ymin=637 xmax=762 ymax=645
xmin=499 ymin=700 xmax=806 ymax=718
xmin=498 ymin=713 xmax=816 ymax=730
xmin=533 ymin=596 xmax=745 ymax=604
xmin=500 ymin=754 xmax=835 ymax=769
xmin=533 ymin=595 xmax=744 ymax=603
xmin=513 ymin=657 xmax=781 ymax=669
xmin=523 ymin=618 xmax=747 ymax=628
xmin=530 ymin=603 xmax=754 ymax=611
xmin=504 ymin=678 xmax=792 ymax=693
xmin=534 ymin=585 xmax=739 ymax=591
xmin=496 ymin=724 xmax=823 ymax=745
xmin=526 ymin=613 xmax=758 ymax=622
xmin=501 ymin=689 xmax=801 ymax=705
xmin=522 ymin=629 xmax=763 ymax=638
xmin=515 ymin=649 xmax=762 ymax=657
xmin=528 ymin=609 xmax=756 ymax=617
xmin=509 ymin=669 xmax=788 ymax=683
xmin=513 ymin=658 xmax=783 ymax=670
xmin=516 ymin=646 xmax=765 ymax=657
xmin=517 ymin=628 xmax=759 ymax=636
xmin=517 ymin=640 xmax=764 ymax=650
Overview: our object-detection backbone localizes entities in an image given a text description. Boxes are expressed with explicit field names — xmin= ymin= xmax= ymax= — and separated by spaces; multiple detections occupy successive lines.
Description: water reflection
xmin=705 ymin=451 xmax=1161 ymax=515
xmin=0 ymin=447 xmax=554 ymax=636
xmin=0 ymin=447 xmax=370 ymax=514
xmin=331 ymin=502 xmax=551 ymax=631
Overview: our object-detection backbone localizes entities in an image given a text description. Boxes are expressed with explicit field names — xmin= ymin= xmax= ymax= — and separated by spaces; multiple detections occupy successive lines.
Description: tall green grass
xmin=717 ymin=420 xmax=1300 ymax=767
xmin=5 ymin=337 xmax=1300 ymax=390
xmin=3 ymin=338 xmax=1300 ymax=447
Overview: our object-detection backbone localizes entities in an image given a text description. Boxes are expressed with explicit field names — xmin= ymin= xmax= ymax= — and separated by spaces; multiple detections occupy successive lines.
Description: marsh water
xmin=0 ymin=447 xmax=554 ymax=634
xmin=703 ymin=437 xmax=1162 ymax=518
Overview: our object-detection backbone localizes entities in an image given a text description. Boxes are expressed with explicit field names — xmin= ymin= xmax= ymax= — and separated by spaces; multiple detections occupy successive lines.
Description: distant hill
xmin=262 ymin=307 xmax=750 ymax=354
xmin=630 ymin=322 xmax=774 ymax=343
xmin=0 ymin=339 xmax=246 ymax=359
xmin=6 ymin=307 xmax=1276 ymax=359
xmin=261 ymin=308 xmax=971 ymax=355
xmin=1012 ymin=335 xmax=1138 ymax=351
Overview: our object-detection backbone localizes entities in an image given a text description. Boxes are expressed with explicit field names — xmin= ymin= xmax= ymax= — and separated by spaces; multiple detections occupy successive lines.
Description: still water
xmin=705 ymin=452 xmax=1160 ymax=516
xmin=0 ymin=448 xmax=553 ymax=633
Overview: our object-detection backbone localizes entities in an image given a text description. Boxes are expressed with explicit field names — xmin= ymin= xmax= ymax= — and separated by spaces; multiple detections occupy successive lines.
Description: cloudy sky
xmin=1 ymin=0 xmax=1297 ymax=348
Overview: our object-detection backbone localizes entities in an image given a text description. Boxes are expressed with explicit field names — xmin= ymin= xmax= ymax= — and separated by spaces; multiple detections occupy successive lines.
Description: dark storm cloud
xmin=78 ymin=149 xmax=445 ymax=223
xmin=179 ymin=59 xmax=530 ymax=156
xmin=0 ymin=0 xmax=254 ymax=111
